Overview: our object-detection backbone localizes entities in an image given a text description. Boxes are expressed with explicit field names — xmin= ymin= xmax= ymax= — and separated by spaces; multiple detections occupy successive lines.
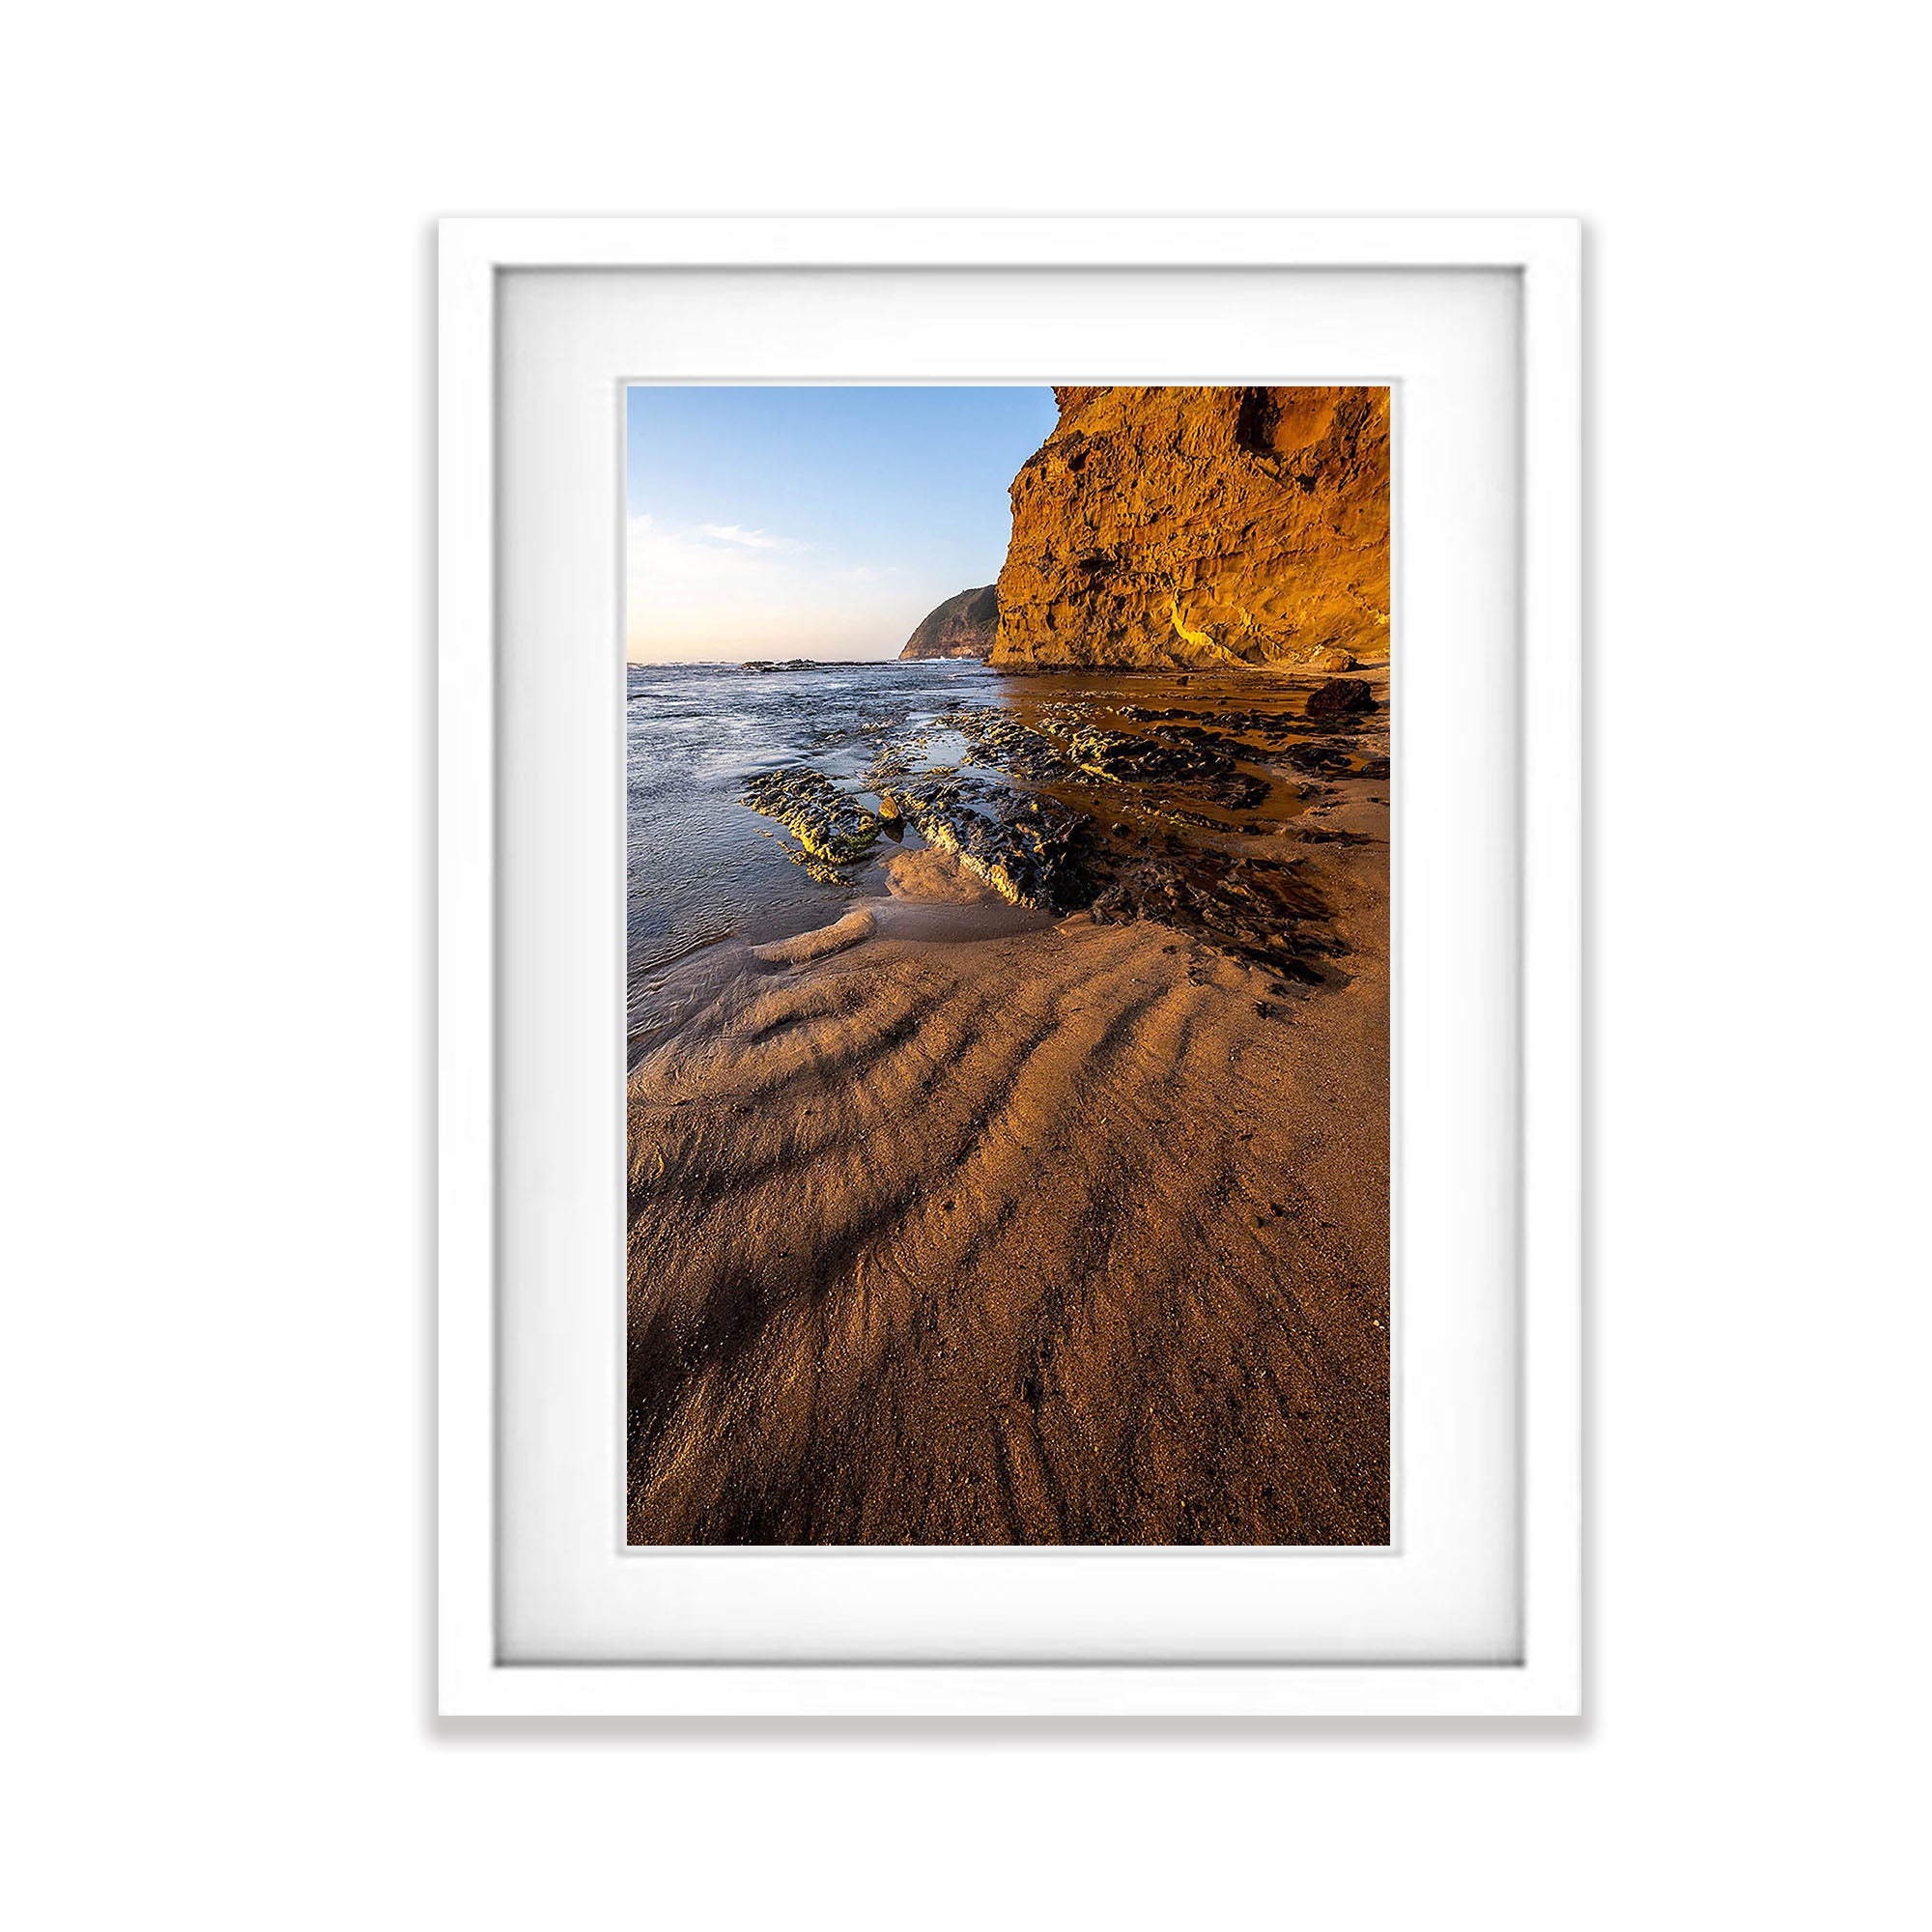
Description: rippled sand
xmin=626 ymin=791 xmax=1388 ymax=1546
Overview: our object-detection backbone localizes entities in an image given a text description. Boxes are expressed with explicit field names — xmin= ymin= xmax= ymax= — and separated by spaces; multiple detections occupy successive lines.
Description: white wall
xmin=5 ymin=5 xmax=1923 ymax=1926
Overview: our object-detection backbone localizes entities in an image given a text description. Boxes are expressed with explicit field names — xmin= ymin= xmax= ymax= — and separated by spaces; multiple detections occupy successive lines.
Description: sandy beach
xmin=626 ymin=673 xmax=1388 ymax=1545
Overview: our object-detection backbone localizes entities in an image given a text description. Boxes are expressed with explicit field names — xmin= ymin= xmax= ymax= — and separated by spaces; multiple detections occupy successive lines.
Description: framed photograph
xmin=439 ymin=216 xmax=1581 ymax=1717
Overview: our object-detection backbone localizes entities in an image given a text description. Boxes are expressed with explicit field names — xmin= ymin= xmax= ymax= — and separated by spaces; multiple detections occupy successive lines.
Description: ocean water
xmin=625 ymin=659 xmax=1001 ymax=983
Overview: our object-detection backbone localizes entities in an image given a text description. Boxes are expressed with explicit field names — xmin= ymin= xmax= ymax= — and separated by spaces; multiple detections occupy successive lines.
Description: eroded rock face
xmin=992 ymin=386 xmax=1389 ymax=670
xmin=898 ymin=583 xmax=999 ymax=660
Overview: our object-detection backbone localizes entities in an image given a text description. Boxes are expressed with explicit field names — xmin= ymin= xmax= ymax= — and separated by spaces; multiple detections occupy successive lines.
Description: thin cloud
xmin=628 ymin=515 xmax=802 ymax=580
xmin=626 ymin=513 xmax=922 ymax=659
xmin=695 ymin=523 xmax=808 ymax=553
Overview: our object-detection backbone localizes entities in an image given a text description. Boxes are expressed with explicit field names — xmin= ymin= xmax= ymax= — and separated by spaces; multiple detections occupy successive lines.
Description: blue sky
xmin=625 ymin=384 xmax=1058 ymax=661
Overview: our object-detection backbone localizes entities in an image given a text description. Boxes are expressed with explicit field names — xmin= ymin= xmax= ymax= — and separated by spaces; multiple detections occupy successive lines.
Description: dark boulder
xmin=1306 ymin=677 xmax=1376 ymax=721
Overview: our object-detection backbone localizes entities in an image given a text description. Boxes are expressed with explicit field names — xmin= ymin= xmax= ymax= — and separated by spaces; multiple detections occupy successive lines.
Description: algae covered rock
xmin=739 ymin=768 xmax=880 ymax=865
xmin=881 ymin=775 xmax=1087 ymax=911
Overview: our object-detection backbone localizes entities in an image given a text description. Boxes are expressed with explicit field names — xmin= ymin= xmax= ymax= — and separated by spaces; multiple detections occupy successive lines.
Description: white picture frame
xmin=439 ymin=216 xmax=1582 ymax=1719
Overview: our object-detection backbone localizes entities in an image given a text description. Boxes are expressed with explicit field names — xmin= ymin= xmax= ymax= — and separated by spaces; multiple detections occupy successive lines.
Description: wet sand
xmin=625 ymin=693 xmax=1388 ymax=1546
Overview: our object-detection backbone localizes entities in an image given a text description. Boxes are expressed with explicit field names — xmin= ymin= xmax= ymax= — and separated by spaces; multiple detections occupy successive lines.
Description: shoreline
xmin=625 ymin=668 xmax=1390 ymax=1545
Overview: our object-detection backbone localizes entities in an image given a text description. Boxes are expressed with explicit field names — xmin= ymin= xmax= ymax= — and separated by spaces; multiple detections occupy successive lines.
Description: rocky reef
xmin=897 ymin=583 xmax=999 ymax=661
xmin=734 ymin=671 xmax=1387 ymax=986
xmin=992 ymin=386 xmax=1389 ymax=671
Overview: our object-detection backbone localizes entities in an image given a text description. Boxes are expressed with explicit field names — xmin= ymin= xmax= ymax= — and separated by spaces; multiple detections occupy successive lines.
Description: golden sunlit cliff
xmin=991 ymin=386 xmax=1389 ymax=671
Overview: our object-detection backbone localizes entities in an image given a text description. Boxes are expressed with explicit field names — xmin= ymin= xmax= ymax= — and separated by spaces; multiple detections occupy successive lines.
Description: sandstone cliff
xmin=898 ymin=582 xmax=999 ymax=660
xmin=991 ymin=386 xmax=1389 ymax=671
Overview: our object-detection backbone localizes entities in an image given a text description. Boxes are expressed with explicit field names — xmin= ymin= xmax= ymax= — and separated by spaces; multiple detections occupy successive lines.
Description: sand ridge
xmin=626 ymin=808 xmax=1389 ymax=1546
